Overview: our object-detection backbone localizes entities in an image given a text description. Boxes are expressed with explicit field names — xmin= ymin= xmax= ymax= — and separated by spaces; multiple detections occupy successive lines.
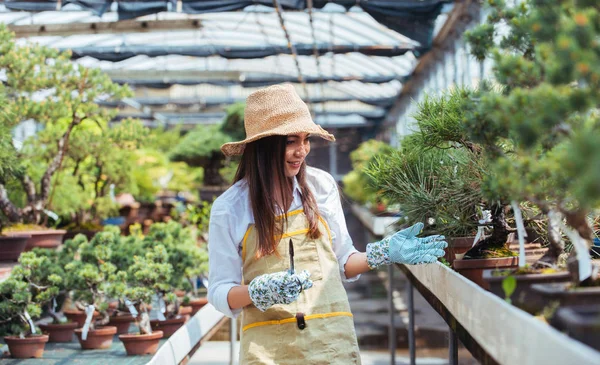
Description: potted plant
xmin=0 ymin=252 xmax=61 ymax=358
xmin=141 ymin=222 xmax=201 ymax=336
xmin=30 ymin=244 xmax=80 ymax=342
xmin=367 ymin=92 xmax=520 ymax=284
xmin=0 ymin=87 xmax=30 ymax=261
xmin=0 ymin=25 xmax=131 ymax=250
xmin=114 ymin=245 xmax=171 ymax=355
xmin=458 ymin=0 xmax=600 ymax=325
xmin=64 ymin=231 xmax=125 ymax=349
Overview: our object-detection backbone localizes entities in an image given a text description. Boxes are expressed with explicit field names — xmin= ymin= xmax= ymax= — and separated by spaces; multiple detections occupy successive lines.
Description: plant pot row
xmin=481 ymin=267 xmax=600 ymax=352
xmin=4 ymin=309 xmax=194 ymax=358
xmin=449 ymin=241 xmax=600 ymax=352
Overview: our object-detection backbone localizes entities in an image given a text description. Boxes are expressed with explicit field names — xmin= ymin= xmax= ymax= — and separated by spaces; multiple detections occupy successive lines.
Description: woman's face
xmin=284 ymin=133 xmax=311 ymax=177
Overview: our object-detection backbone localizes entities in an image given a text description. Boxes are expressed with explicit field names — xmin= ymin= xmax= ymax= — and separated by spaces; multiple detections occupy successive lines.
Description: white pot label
xmin=81 ymin=305 xmax=95 ymax=341
xmin=156 ymin=295 xmax=166 ymax=321
xmin=124 ymin=298 xmax=138 ymax=317
xmin=511 ymin=201 xmax=527 ymax=268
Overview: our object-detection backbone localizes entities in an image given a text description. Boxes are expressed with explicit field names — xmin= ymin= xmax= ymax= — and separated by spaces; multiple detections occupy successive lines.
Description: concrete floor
xmin=188 ymin=341 xmax=469 ymax=365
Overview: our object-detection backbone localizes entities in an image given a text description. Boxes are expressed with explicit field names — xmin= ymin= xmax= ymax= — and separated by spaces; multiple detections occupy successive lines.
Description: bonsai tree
xmin=342 ymin=139 xmax=395 ymax=211
xmin=458 ymin=0 xmax=600 ymax=281
xmin=141 ymin=221 xmax=208 ymax=315
xmin=0 ymin=252 xmax=61 ymax=338
xmin=116 ymin=244 xmax=173 ymax=335
xmin=46 ymin=118 xmax=149 ymax=230
xmin=64 ymin=231 xmax=125 ymax=329
xmin=0 ymin=25 xmax=131 ymax=226
xmin=169 ymin=103 xmax=245 ymax=186
xmin=368 ymin=131 xmax=485 ymax=241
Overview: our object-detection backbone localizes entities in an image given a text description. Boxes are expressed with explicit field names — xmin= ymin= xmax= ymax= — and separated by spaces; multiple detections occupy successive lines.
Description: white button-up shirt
xmin=207 ymin=167 xmax=360 ymax=318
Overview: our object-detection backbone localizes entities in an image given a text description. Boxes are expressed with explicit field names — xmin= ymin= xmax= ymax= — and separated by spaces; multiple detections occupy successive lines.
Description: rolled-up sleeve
xmin=320 ymin=176 xmax=360 ymax=282
xmin=207 ymin=208 xmax=243 ymax=318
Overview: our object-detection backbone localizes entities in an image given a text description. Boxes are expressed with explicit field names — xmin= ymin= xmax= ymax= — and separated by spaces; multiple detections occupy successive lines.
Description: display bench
xmin=399 ymin=262 xmax=600 ymax=365
xmin=0 ymin=304 xmax=226 ymax=365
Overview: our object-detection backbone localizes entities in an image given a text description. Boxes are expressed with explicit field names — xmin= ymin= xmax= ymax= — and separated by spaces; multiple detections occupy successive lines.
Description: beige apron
xmin=240 ymin=209 xmax=361 ymax=365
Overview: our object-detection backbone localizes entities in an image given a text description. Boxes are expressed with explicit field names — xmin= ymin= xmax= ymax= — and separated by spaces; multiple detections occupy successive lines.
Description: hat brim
xmin=221 ymin=123 xmax=335 ymax=156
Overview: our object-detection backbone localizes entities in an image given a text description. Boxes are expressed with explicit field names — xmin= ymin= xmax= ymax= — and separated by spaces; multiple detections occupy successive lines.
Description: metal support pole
xmin=449 ymin=325 xmax=458 ymax=365
xmin=230 ymin=317 xmax=237 ymax=365
xmin=388 ymin=264 xmax=396 ymax=365
xmin=408 ymin=281 xmax=416 ymax=365
xmin=328 ymin=141 xmax=337 ymax=180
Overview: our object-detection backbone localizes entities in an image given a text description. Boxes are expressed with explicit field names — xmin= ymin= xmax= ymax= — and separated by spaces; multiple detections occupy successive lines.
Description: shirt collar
xmin=292 ymin=176 xmax=302 ymax=196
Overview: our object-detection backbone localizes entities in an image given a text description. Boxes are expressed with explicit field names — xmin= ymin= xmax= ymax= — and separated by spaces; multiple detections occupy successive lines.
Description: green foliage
xmin=170 ymin=104 xmax=245 ymax=186
xmin=0 ymin=25 xmax=132 ymax=225
xmin=342 ymin=140 xmax=394 ymax=206
xmin=502 ymin=275 xmax=517 ymax=304
xmin=141 ymin=221 xmax=208 ymax=297
xmin=0 ymin=252 xmax=62 ymax=337
xmin=367 ymin=144 xmax=483 ymax=238
xmin=131 ymin=148 xmax=202 ymax=203
xmin=220 ymin=103 xmax=246 ymax=141
xmin=64 ymin=232 xmax=126 ymax=329
xmin=464 ymin=0 xmax=600 ymax=233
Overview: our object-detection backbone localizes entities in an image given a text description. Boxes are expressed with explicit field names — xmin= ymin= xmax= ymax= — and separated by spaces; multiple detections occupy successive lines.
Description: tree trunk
xmin=0 ymin=183 xmax=21 ymax=223
xmin=534 ymin=209 xmax=564 ymax=267
xmin=202 ymin=153 xmax=225 ymax=186
xmin=464 ymin=203 xmax=514 ymax=259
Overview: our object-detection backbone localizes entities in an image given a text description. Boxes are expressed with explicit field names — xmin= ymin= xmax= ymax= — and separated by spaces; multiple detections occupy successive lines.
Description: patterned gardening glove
xmin=366 ymin=222 xmax=447 ymax=268
xmin=248 ymin=269 xmax=313 ymax=312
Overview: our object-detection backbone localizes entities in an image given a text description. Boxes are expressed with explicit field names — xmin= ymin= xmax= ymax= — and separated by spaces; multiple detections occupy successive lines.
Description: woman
xmin=208 ymin=83 xmax=447 ymax=364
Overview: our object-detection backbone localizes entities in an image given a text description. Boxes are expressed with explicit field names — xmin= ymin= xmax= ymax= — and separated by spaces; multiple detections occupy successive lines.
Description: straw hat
xmin=220 ymin=83 xmax=336 ymax=156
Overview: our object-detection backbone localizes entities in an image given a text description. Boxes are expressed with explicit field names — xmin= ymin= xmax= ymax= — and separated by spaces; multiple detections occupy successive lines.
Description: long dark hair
xmin=234 ymin=135 xmax=321 ymax=258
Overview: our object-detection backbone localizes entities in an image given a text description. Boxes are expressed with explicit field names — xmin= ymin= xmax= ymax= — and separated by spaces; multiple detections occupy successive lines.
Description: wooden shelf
xmin=400 ymin=263 xmax=600 ymax=365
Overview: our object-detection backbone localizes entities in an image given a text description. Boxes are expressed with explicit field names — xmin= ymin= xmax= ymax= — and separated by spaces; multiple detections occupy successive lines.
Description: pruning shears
xmin=288 ymin=239 xmax=295 ymax=275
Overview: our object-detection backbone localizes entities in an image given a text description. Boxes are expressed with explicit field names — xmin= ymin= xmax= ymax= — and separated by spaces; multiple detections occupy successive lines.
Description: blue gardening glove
xmin=366 ymin=222 xmax=447 ymax=268
xmin=248 ymin=269 xmax=313 ymax=312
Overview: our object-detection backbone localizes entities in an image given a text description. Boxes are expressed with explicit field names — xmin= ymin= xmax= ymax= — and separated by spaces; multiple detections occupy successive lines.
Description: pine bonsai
xmin=457 ymin=0 xmax=600 ymax=280
xmin=64 ymin=231 xmax=125 ymax=329
xmin=115 ymin=245 xmax=173 ymax=335
xmin=0 ymin=252 xmax=62 ymax=338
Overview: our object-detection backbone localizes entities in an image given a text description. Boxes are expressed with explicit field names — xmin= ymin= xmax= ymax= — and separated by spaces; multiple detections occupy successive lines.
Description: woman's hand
xmin=248 ymin=270 xmax=313 ymax=311
xmin=366 ymin=222 xmax=447 ymax=268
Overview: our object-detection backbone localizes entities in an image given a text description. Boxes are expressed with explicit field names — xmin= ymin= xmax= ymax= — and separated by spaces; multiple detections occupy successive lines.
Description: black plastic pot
xmin=555 ymin=305 xmax=600 ymax=351
xmin=483 ymin=269 xmax=571 ymax=314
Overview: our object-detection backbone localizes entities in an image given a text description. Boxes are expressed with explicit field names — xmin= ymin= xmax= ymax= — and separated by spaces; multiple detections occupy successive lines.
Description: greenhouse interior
xmin=0 ymin=0 xmax=599 ymax=364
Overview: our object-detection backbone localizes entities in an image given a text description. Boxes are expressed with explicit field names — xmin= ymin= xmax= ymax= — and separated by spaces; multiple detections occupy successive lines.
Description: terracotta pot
xmin=5 ymin=229 xmax=66 ymax=251
xmin=39 ymin=322 xmax=78 ymax=342
xmin=444 ymin=237 xmax=475 ymax=265
xmin=0 ymin=235 xmax=30 ymax=262
xmin=74 ymin=326 xmax=117 ymax=350
xmin=63 ymin=309 xmax=100 ymax=327
xmin=188 ymin=297 xmax=209 ymax=315
xmin=150 ymin=316 xmax=186 ymax=338
xmin=453 ymin=257 xmax=519 ymax=290
xmin=508 ymin=242 xmax=549 ymax=265
xmin=178 ymin=305 xmax=192 ymax=322
xmin=531 ymin=282 xmax=600 ymax=308
xmin=108 ymin=313 xmax=136 ymax=334
xmin=174 ymin=289 xmax=186 ymax=297
xmin=119 ymin=330 xmax=164 ymax=356
xmin=4 ymin=334 xmax=49 ymax=358
xmin=483 ymin=269 xmax=571 ymax=314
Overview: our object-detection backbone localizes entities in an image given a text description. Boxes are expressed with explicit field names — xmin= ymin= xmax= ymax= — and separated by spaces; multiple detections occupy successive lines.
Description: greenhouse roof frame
xmin=1 ymin=0 xmax=455 ymax=129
